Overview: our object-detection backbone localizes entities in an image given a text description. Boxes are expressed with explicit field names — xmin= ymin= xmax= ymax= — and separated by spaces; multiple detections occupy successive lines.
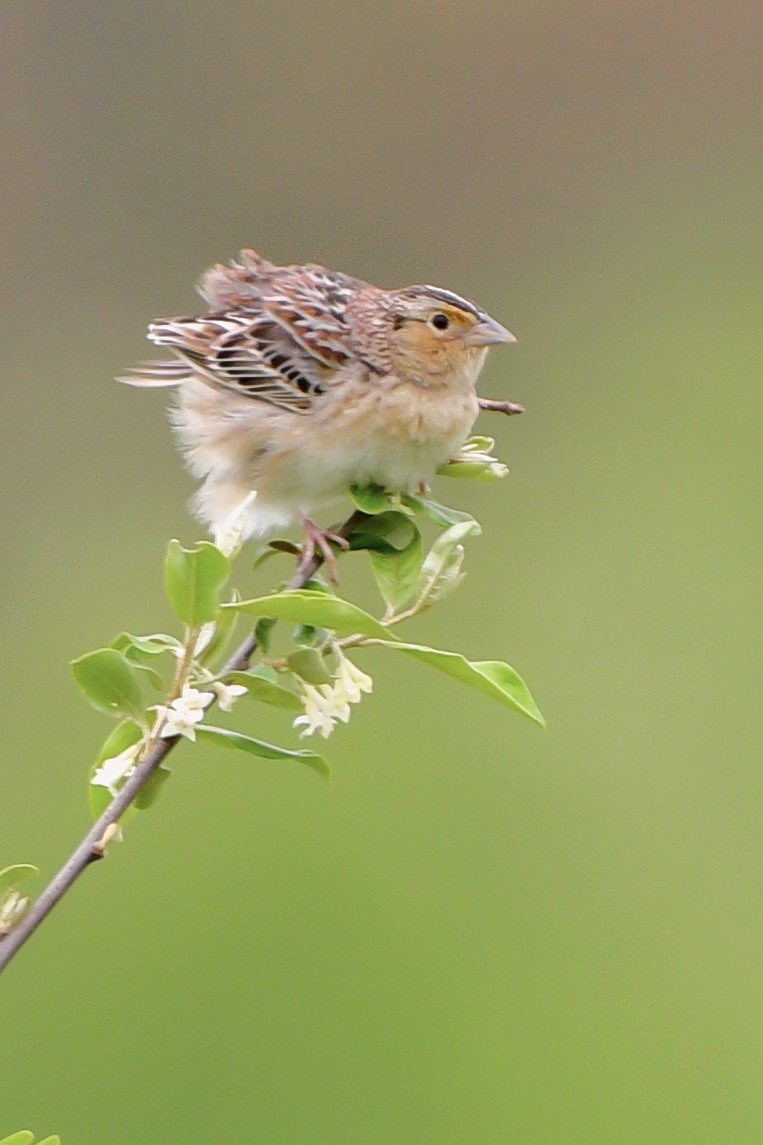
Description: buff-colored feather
xmin=119 ymin=250 xmax=515 ymax=548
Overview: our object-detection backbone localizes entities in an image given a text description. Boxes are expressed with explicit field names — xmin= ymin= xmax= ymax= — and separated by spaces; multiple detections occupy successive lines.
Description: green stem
xmin=169 ymin=624 xmax=203 ymax=700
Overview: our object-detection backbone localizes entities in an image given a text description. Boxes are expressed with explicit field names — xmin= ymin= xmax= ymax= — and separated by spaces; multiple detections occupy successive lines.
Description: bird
xmin=119 ymin=248 xmax=517 ymax=570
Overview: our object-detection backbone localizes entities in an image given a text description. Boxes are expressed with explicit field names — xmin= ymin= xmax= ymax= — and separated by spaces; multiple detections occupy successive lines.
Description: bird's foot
xmin=298 ymin=517 xmax=351 ymax=583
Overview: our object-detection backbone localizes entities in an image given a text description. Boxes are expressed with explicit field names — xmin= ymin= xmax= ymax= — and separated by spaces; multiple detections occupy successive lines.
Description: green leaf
xmin=368 ymin=640 xmax=545 ymax=726
xmin=223 ymin=667 xmax=304 ymax=709
xmin=377 ymin=534 xmax=424 ymax=609
xmin=0 ymin=865 xmax=39 ymax=898
xmin=402 ymin=493 xmax=481 ymax=530
xmin=88 ymin=720 xmax=145 ymax=818
xmin=89 ymin=782 xmax=113 ymax=820
xmin=369 ymin=532 xmax=423 ymax=610
xmin=347 ymin=510 xmax=416 ymax=554
xmin=287 ymin=648 xmax=333 ymax=686
xmin=240 ymin=662 xmax=277 ymax=682
xmin=299 ymin=577 xmax=335 ymax=595
xmin=165 ymin=540 xmax=230 ymax=625
xmin=461 ymin=434 xmax=496 ymax=453
xmin=0 ymin=1137 xmax=61 ymax=1145
xmin=349 ymin=482 xmax=388 ymax=514
xmin=437 ymin=434 xmax=509 ymax=480
xmin=195 ymin=725 xmax=330 ymax=781
xmin=135 ymin=766 xmax=172 ymax=810
xmin=111 ymin=632 xmax=182 ymax=656
xmin=225 ymin=590 xmax=394 ymax=640
xmin=96 ymin=720 xmax=144 ymax=765
xmin=292 ymin=623 xmax=326 ymax=647
xmin=71 ymin=649 xmax=145 ymax=720
xmin=347 ymin=511 xmax=424 ymax=610
xmin=196 ymin=600 xmax=238 ymax=667
xmin=254 ymin=616 xmax=277 ymax=653
xmin=437 ymin=457 xmax=509 ymax=481
xmin=109 ymin=633 xmax=179 ymax=686
xmin=122 ymin=658 xmax=164 ymax=690
xmin=415 ymin=520 xmax=480 ymax=607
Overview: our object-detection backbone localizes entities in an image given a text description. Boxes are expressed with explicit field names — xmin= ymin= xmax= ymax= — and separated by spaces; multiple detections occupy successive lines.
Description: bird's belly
xmin=283 ymin=383 xmax=479 ymax=501
xmin=173 ymin=377 xmax=479 ymax=537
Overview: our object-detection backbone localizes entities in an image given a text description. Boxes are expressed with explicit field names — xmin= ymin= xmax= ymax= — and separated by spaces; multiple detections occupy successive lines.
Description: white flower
xmin=0 ymin=890 xmax=29 ymax=934
xmin=155 ymin=685 xmax=214 ymax=742
xmin=177 ymin=685 xmax=215 ymax=713
xmin=293 ymin=683 xmax=351 ymax=740
xmin=92 ymin=743 xmax=141 ymax=794
xmin=155 ymin=704 xmax=202 ymax=741
xmin=211 ymin=680 xmax=248 ymax=712
xmin=334 ymin=650 xmax=373 ymax=704
xmin=292 ymin=652 xmax=372 ymax=739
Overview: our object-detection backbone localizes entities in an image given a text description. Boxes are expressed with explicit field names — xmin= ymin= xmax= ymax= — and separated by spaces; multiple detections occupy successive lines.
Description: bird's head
xmin=378 ymin=285 xmax=515 ymax=387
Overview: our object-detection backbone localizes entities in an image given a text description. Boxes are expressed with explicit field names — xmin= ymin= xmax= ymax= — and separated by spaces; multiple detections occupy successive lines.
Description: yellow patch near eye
xmin=430 ymin=307 xmax=476 ymax=332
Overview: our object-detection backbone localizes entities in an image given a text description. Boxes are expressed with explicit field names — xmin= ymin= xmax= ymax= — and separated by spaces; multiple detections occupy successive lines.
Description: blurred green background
xmin=2 ymin=3 xmax=761 ymax=1142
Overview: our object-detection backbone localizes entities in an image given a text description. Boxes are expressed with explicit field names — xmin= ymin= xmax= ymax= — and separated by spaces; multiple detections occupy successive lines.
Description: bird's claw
xmin=298 ymin=517 xmax=350 ymax=583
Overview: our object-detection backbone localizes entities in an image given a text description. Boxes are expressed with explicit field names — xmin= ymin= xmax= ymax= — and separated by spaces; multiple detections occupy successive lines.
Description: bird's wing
xmin=264 ymin=270 xmax=359 ymax=370
xmin=141 ymin=296 xmax=351 ymax=411
xmin=119 ymin=264 xmax=368 ymax=411
xmin=197 ymin=249 xmax=278 ymax=308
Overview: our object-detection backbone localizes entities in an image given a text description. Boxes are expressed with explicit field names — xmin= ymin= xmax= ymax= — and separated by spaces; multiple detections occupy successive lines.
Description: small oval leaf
xmin=437 ymin=458 xmax=509 ymax=481
xmin=111 ymin=632 xmax=183 ymax=656
xmin=165 ymin=540 xmax=230 ymax=625
xmin=349 ymin=482 xmax=388 ymax=514
xmin=286 ymin=648 xmax=334 ymax=686
xmin=135 ymin=765 xmax=172 ymax=810
xmin=223 ymin=668 xmax=304 ymax=710
xmin=369 ymin=530 xmax=423 ymax=610
xmin=195 ymin=725 xmax=330 ymax=781
xmin=401 ymin=494 xmax=481 ymax=530
xmin=348 ymin=511 xmax=417 ymax=554
xmin=0 ymin=865 xmax=39 ymax=898
xmin=71 ymin=649 xmax=145 ymax=719
xmin=367 ymin=640 xmax=545 ymax=726
xmin=96 ymin=720 xmax=144 ymax=765
xmin=225 ymin=590 xmax=394 ymax=640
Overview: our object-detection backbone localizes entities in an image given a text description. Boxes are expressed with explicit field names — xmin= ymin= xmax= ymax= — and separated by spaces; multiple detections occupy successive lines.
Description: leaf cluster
xmin=23 ymin=436 xmax=545 ymax=863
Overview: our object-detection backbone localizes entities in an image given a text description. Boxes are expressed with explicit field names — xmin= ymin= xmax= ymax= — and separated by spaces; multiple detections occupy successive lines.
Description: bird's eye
xmin=430 ymin=312 xmax=450 ymax=331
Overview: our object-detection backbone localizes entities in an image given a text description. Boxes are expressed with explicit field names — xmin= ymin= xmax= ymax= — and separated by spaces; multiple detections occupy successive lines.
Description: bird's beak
xmin=463 ymin=315 xmax=517 ymax=347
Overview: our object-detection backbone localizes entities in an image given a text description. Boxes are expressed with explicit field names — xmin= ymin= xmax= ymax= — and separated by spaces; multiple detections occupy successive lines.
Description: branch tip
xmin=478 ymin=398 xmax=525 ymax=416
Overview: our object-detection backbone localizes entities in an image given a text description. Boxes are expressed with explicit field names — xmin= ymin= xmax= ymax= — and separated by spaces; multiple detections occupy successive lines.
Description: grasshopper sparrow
xmin=120 ymin=249 xmax=516 ymax=560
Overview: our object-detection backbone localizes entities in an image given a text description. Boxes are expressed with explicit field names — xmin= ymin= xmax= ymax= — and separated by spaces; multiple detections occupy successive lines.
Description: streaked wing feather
xmin=129 ymin=262 xmax=363 ymax=411
xmin=146 ymin=311 xmax=330 ymax=412
xmin=116 ymin=358 xmax=193 ymax=387
xmin=265 ymin=272 xmax=356 ymax=368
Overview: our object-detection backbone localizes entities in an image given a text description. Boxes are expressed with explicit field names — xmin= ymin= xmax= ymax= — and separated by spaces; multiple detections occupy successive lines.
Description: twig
xmin=478 ymin=397 xmax=525 ymax=416
xmin=0 ymin=509 xmax=370 ymax=977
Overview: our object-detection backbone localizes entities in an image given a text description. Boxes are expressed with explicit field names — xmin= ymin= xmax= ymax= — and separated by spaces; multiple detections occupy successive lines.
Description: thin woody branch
xmin=478 ymin=397 xmax=525 ymax=416
xmin=0 ymin=509 xmax=370 ymax=978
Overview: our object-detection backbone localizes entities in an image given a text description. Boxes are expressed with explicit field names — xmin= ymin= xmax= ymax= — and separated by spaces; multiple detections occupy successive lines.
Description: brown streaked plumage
xmin=119 ymin=249 xmax=516 ymax=553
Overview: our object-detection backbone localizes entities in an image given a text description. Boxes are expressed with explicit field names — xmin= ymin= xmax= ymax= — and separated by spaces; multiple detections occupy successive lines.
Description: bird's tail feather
xmin=116 ymin=359 xmax=193 ymax=387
